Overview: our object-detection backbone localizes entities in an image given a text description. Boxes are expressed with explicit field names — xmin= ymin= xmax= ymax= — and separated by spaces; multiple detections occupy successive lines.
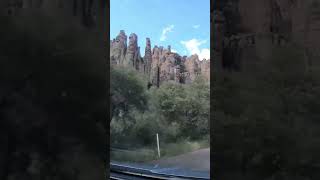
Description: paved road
xmin=150 ymin=148 xmax=210 ymax=172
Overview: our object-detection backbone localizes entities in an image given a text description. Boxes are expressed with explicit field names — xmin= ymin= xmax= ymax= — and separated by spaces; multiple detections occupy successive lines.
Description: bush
xmin=110 ymin=69 xmax=210 ymax=155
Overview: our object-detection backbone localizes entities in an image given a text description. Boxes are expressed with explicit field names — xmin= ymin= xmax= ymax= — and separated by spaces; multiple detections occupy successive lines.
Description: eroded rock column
xmin=144 ymin=38 xmax=152 ymax=75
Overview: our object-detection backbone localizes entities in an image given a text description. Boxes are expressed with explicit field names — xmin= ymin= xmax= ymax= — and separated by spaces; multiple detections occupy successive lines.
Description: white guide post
xmin=156 ymin=133 xmax=161 ymax=158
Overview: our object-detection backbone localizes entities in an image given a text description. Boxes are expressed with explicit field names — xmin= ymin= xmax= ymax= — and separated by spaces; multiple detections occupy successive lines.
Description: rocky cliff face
xmin=183 ymin=55 xmax=199 ymax=83
xmin=110 ymin=30 xmax=127 ymax=65
xmin=110 ymin=31 xmax=145 ymax=73
xmin=214 ymin=0 xmax=320 ymax=71
xmin=110 ymin=30 xmax=210 ymax=87
xmin=200 ymin=59 xmax=211 ymax=81
xmin=125 ymin=33 xmax=140 ymax=68
xmin=144 ymin=38 xmax=152 ymax=74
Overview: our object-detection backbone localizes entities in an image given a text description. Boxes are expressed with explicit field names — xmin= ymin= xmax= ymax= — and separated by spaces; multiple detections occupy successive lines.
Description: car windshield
xmin=110 ymin=0 xmax=210 ymax=176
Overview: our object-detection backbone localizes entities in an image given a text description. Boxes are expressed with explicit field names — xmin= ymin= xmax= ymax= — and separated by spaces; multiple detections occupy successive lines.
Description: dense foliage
xmin=110 ymin=67 xmax=210 ymax=149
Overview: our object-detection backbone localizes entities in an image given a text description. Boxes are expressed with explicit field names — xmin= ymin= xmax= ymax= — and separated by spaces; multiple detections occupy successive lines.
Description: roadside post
xmin=156 ymin=133 xmax=161 ymax=158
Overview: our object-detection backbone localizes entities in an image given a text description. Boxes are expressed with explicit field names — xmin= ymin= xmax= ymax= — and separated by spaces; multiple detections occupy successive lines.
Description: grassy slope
xmin=110 ymin=138 xmax=210 ymax=163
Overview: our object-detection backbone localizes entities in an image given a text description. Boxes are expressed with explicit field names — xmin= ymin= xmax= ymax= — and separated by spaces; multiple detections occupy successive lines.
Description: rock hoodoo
xmin=144 ymin=38 xmax=152 ymax=75
xmin=110 ymin=30 xmax=210 ymax=87
xmin=110 ymin=30 xmax=127 ymax=65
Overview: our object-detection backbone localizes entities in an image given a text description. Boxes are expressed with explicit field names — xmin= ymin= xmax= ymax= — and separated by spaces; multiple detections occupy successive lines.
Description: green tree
xmin=183 ymin=76 xmax=210 ymax=139
xmin=155 ymin=82 xmax=187 ymax=124
xmin=154 ymin=78 xmax=210 ymax=140
xmin=110 ymin=67 xmax=148 ymax=123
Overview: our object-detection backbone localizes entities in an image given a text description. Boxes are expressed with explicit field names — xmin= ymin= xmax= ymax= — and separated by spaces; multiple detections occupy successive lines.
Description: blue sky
xmin=110 ymin=0 xmax=210 ymax=60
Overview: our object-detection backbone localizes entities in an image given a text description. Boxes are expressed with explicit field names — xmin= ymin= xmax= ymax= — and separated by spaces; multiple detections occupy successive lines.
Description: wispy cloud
xmin=160 ymin=25 xmax=174 ymax=41
xmin=181 ymin=38 xmax=210 ymax=60
xmin=192 ymin=25 xmax=200 ymax=29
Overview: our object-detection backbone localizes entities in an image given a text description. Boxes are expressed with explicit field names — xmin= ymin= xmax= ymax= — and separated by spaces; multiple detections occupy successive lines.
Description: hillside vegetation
xmin=110 ymin=66 xmax=210 ymax=161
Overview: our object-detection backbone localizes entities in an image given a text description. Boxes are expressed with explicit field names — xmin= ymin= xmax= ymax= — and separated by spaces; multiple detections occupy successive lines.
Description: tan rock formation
xmin=144 ymin=38 xmax=152 ymax=74
xmin=200 ymin=59 xmax=211 ymax=81
xmin=110 ymin=30 xmax=127 ymax=65
xmin=159 ymin=53 xmax=177 ymax=83
xmin=125 ymin=33 xmax=140 ymax=68
xmin=111 ymin=32 xmax=210 ymax=86
xmin=150 ymin=45 xmax=161 ymax=85
xmin=184 ymin=54 xmax=200 ymax=83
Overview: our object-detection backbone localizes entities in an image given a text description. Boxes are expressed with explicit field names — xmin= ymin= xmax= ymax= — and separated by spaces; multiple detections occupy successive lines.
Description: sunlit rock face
xmin=159 ymin=53 xmax=179 ymax=83
xmin=110 ymin=30 xmax=127 ymax=65
xmin=110 ymin=30 xmax=210 ymax=87
xmin=125 ymin=33 xmax=140 ymax=68
xmin=184 ymin=55 xmax=200 ymax=83
xmin=200 ymin=59 xmax=210 ymax=81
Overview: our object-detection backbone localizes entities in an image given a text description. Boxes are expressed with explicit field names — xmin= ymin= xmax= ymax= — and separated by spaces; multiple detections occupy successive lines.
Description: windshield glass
xmin=110 ymin=0 xmax=210 ymax=175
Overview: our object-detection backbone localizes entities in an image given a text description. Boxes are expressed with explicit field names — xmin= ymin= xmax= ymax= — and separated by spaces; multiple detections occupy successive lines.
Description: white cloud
xmin=199 ymin=48 xmax=210 ymax=60
xmin=160 ymin=25 xmax=174 ymax=41
xmin=180 ymin=39 xmax=210 ymax=60
xmin=193 ymin=25 xmax=200 ymax=29
xmin=171 ymin=49 xmax=178 ymax=53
